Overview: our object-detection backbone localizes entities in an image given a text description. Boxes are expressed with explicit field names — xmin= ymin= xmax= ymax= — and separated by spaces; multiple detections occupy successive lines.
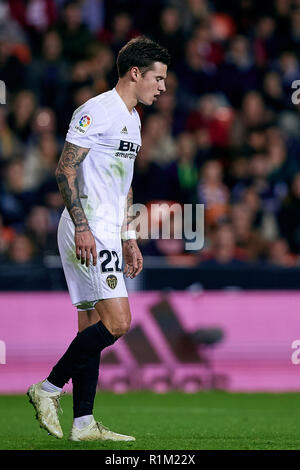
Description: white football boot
xmin=27 ymin=381 xmax=63 ymax=438
xmin=69 ymin=417 xmax=135 ymax=442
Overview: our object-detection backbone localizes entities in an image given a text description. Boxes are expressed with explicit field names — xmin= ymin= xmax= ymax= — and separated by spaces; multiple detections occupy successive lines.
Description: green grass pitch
xmin=0 ymin=391 xmax=299 ymax=450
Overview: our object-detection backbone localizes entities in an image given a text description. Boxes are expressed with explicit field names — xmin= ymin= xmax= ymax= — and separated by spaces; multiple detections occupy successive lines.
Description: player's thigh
xmin=94 ymin=297 xmax=131 ymax=337
xmin=77 ymin=309 xmax=100 ymax=332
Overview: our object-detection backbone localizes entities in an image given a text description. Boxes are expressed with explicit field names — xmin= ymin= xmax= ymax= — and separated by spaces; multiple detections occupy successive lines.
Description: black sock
xmin=47 ymin=321 xmax=115 ymax=388
xmin=72 ymin=350 xmax=101 ymax=418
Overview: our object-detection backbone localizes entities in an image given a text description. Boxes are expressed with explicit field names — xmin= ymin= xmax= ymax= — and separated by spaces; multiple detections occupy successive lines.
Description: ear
xmin=130 ymin=66 xmax=140 ymax=82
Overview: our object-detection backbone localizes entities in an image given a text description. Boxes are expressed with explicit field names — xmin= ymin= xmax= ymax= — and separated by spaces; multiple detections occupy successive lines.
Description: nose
xmin=159 ymin=81 xmax=166 ymax=93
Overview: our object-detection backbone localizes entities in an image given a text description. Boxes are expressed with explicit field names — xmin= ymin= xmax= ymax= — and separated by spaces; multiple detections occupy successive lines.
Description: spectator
xmin=231 ymin=153 xmax=272 ymax=204
xmin=243 ymin=126 xmax=267 ymax=156
xmin=0 ymin=1 xmax=27 ymax=44
xmin=152 ymin=92 xmax=176 ymax=131
xmin=241 ymin=186 xmax=264 ymax=230
xmin=81 ymin=0 xmax=104 ymax=34
xmin=274 ymin=0 xmax=291 ymax=39
xmin=142 ymin=113 xmax=177 ymax=165
xmin=192 ymin=19 xmax=224 ymax=66
xmin=8 ymin=232 xmax=36 ymax=264
xmin=217 ymin=35 xmax=261 ymax=108
xmin=140 ymin=211 xmax=186 ymax=259
xmin=54 ymin=0 xmax=94 ymax=63
xmin=194 ymin=128 xmax=214 ymax=167
xmin=267 ymin=238 xmax=296 ymax=267
xmin=61 ymin=60 xmax=93 ymax=133
xmin=274 ymin=51 xmax=300 ymax=102
xmin=277 ymin=172 xmax=300 ymax=253
xmin=230 ymin=203 xmax=269 ymax=261
xmin=98 ymin=11 xmax=140 ymax=58
xmin=38 ymin=177 xmax=64 ymax=230
xmin=262 ymin=71 xmax=286 ymax=113
xmin=185 ymin=94 xmax=233 ymax=148
xmin=9 ymin=0 xmax=57 ymax=54
xmin=267 ymin=134 xmax=298 ymax=191
xmin=199 ymin=223 xmax=247 ymax=266
xmin=0 ymin=159 xmax=39 ymax=228
xmin=25 ymin=205 xmax=58 ymax=255
xmin=150 ymin=7 xmax=185 ymax=66
xmin=230 ymin=91 xmax=271 ymax=149
xmin=0 ymin=213 xmax=15 ymax=260
xmin=0 ymin=37 xmax=27 ymax=94
xmin=27 ymin=30 xmax=69 ymax=113
xmin=172 ymin=0 xmax=211 ymax=36
xmin=174 ymin=37 xmax=217 ymax=113
xmin=286 ymin=6 xmax=300 ymax=56
xmin=31 ymin=107 xmax=57 ymax=141
xmin=24 ymin=132 xmax=59 ymax=190
xmin=198 ymin=159 xmax=230 ymax=228
xmin=88 ymin=43 xmax=114 ymax=92
xmin=164 ymin=132 xmax=198 ymax=204
xmin=132 ymin=135 xmax=166 ymax=205
xmin=0 ymin=107 xmax=22 ymax=161
xmin=7 ymin=90 xmax=36 ymax=145
xmin=253 ymin=16 xmax=279 ymax=67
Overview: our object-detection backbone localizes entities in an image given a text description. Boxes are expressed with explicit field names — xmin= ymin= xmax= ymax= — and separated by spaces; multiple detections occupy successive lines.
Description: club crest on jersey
xmin=75 ymin=114 xmax=92 ymax=134
xmin=106 ymin=274 xmax=118 ymax=289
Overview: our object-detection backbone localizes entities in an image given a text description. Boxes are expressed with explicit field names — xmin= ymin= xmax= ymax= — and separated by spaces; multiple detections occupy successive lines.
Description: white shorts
xmin=57 ymin=216 xmax=128 ymax=311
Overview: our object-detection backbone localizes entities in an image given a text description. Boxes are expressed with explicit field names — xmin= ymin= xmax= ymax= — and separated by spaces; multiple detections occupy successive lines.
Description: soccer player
xmin=27 ymin=36 xmax=170 ymax=442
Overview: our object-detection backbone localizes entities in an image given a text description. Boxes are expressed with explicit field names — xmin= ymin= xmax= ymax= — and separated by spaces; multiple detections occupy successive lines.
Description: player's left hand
xmin=122 ymin=239 xmax=143 ymax=278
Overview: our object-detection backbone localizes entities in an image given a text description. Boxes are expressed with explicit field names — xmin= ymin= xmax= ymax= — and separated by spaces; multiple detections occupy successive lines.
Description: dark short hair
xmin=117 ymin=36 xmax=171 ymax=78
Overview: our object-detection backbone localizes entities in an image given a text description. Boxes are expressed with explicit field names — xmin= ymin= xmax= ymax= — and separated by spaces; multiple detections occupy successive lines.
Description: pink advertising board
xmin=0 ymin=291 xmax=300 ymax=393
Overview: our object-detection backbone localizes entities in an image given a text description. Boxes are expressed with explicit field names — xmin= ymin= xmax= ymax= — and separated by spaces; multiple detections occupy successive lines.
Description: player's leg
xmin=78 ymin=308 xmax=100 ymax=333
xmin=29 ymin=301 xmax=118 ymax=439
xmin=72 ymin=308 xmax=101 ymax=429
xmin=46 ymin=305 xmax=118 ymax=389
xmin=26 ymin=303 xmax=108 ymax=439
xmin=94 ymin=297 xmax=131 ymax=338
xmin=72 ymin=298 xmax=131 ymax=425
xmin=28 ymin=216 xmax=133 ymax=439
xmin=69 ymin=297 xmax=135 ymax=441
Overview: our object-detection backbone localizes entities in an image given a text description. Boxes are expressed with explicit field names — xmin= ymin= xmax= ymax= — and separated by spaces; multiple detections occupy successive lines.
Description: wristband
xmin=121 ymin=230 xmax=137 ymax=240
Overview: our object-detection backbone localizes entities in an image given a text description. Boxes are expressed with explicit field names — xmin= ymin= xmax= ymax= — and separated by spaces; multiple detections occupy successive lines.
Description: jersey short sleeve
xmin=65 ymin=100 xmax=110 ymax=148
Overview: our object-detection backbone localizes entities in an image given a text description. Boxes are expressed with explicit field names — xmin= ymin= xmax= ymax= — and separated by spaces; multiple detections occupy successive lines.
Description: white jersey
xmin=62 ymin=88 xmax=141 ymax=235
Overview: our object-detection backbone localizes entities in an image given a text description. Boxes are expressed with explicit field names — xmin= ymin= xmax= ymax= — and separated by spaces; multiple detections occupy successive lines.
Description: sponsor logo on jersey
xmin=120 ymin=126 xmax=128 ymax=134
xmin=115 ymin=140 xmax=141 ymax=160
xmin=118 ymin=140 xmax=141 ymax=153
xmin=75 ymin=114 xmax=92 ymax=134
xmin=106 ymin=274 xmax=118 ymax=289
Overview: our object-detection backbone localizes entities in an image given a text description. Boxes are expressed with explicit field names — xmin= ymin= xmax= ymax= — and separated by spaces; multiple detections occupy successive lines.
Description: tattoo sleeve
xmin=55 ymin=141 xmax=90 ymax=232
xmin=121 ymin=186 xmax=136 ymax=232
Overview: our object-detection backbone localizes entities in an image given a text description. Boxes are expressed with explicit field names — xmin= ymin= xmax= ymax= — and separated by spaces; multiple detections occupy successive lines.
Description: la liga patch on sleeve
xmin=74 ymin=114 xmax=92 ymax=135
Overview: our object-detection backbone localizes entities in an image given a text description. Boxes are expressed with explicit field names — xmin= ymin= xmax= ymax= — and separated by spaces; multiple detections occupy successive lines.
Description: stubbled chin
xmin=138 ymin=97 xmax=153 ymax=106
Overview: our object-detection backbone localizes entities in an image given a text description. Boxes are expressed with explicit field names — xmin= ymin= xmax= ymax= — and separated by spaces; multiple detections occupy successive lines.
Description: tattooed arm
xmin=121 ymin=186 xmax=134 ymax=233
xmin=121 ymin=186 xmax=143 ymax=279
xmin=56 ymin=141 xmax=97 ymax=267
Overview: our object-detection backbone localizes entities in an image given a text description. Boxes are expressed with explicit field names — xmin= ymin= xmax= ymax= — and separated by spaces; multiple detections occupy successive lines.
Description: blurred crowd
xmin=1 ymin=0 xmax=300 ymax=269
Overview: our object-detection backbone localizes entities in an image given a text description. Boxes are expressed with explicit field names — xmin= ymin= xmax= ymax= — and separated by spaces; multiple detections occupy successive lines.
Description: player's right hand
xmin=75 ymin=229 xmax=97 ymax=267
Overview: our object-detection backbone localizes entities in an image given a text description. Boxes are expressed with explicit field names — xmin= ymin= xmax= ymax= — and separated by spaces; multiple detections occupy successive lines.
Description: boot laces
xmin=96 ymin=421 xmax=110 ymax=433
xmin=51 ymin=392 xmax=65 ymax=414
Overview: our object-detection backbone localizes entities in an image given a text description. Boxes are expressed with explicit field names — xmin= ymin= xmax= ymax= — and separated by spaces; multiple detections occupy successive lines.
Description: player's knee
xmin=111 ymin=318 xmax=131 ymax=338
